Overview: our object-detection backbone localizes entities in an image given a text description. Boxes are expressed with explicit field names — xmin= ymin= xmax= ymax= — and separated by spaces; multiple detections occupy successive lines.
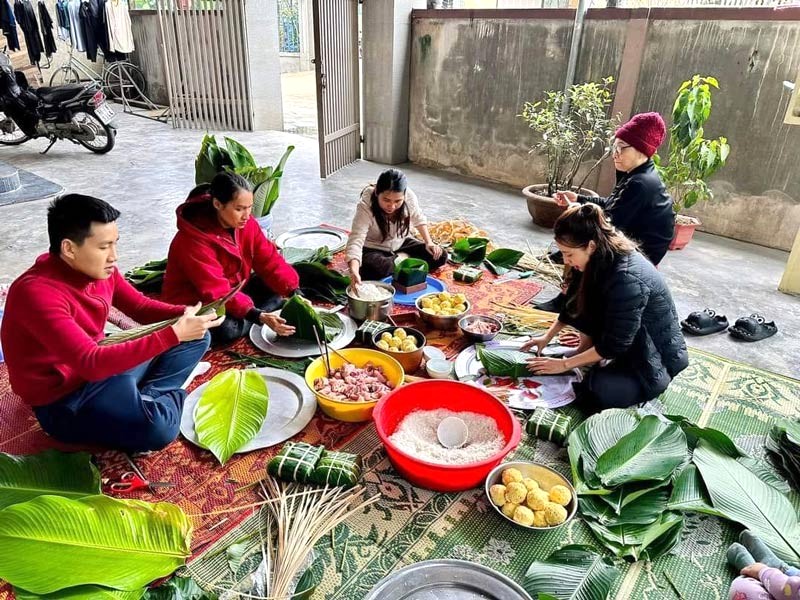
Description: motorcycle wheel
xmin=74 ymin=111 xmax=116 ymax=154
xmin=0 ymin=112 xmax=30 ymax=145
xmin=49 ymin=67 xmax=81 ymax=87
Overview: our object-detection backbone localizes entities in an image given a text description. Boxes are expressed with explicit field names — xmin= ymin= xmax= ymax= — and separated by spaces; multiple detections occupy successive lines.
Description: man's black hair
xmin=47 ymin=194 xmax=121 ymax=254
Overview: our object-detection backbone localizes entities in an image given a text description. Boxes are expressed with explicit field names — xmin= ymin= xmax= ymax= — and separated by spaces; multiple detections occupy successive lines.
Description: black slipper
xmin=681 ymin=309 xmax=729 ymax=336
xmin=728 ymin=314 xmax=778 ymax=342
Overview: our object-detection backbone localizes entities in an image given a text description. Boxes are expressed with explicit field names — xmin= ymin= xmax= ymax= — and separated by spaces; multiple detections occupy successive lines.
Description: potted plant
xmin=194 ymin=135 xmax=295 ymax=240
xmin=520 ymin=77 xmax=618 ymax=228
xmin=654 ymin=75 xmax=730 ymax=250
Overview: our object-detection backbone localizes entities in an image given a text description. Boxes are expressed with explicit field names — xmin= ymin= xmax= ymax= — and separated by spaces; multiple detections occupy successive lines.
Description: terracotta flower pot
xmin=669 ymin=220 xmax=699 ymax=251
xmin=522 ymin=184 xmax=598 ymax=229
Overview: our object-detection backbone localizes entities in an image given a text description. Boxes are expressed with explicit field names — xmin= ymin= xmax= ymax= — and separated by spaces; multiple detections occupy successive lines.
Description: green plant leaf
xmin=584 ymin=512 xmax=683 ymax=562
xmin=693 ymin=442 xmax=800 ymax=563
xmin=394 ymin=258 xmax=429 ymax=286
xmin=666 ymin=465 xmax=725 ymax=517
xmin=0 ymin=495 xmax=191 ymax=594
xmin=664 ymin=415 xmax=744 ymax=457
xmin=226 ymin=539 xmax=250 ymax=575
xmin=594 ymin=416 xmax=688 ymax=487
xmin=224 ymin=137 xmax=256 ymax=171
xmin=294 ymin=262 xmax=351 ymax=304
xmin=15 ymin=586 xmax=145 ymax=599
xmin=522 ymin=545 xmax=620 ymax=600
xmin=476 ymin=345 xmax=531 ymax=378
xmin=0 ymin=451 xmax=101 ymax=510
xmin=195 ymin=370 xmax=269 ymax=465
xmin=737 ymin=457 xmax=791 ymax=494
xmin=594 ymin=479 xmax=671 ymax=515
xmin=291 ymin=568 xmax=316 ymax=600
xmin=282 ymin=246 xmax=332 ymax=265
xmin=485 ymin=248 xmax=524 ymax=269
xmin=450 ymin=237 xmax=489 ymax=265
xmin=195 ymin=134 xmax=225 ymax=185
xmin=580 ymin=487 xmax=669 ymax=527
xmin=280 ymin=296 xmax=330 ymax=342
xmin=143 ymin=576 xmax=217 ymax=600
xmin=567 ymin=409 xmax=640 ymax=493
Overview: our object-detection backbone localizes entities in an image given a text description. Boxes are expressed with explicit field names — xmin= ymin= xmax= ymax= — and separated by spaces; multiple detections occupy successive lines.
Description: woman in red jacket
xmin=162 ymin=172 xmax=300 ymax=343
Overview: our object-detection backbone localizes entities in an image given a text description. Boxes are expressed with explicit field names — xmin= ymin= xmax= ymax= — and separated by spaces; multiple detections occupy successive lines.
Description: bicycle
xmin=49 ymin=47 xmax=147 ymax=102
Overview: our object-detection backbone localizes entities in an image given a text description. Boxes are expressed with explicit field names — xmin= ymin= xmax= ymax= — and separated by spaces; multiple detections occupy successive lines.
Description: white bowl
xmin=426 ymin=359 xmax=453 ymax=379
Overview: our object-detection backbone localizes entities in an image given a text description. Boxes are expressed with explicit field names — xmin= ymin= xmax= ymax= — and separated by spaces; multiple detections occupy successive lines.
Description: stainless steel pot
xmin=346 ymin=281 xmax=395 ymax=322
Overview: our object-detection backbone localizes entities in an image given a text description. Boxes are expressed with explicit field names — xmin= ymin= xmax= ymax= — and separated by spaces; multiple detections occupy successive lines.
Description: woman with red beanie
xmin=555 ymin=112 xmax=675 ymax=266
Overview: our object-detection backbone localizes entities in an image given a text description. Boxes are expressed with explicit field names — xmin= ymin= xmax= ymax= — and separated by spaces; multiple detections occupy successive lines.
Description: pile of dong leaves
xmin=568 ymin=410 xmax=800 ymax=564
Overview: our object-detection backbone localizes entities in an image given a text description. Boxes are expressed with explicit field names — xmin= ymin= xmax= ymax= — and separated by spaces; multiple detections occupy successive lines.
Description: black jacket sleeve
xmin=594 ymin=271 xmax=650 ymax=359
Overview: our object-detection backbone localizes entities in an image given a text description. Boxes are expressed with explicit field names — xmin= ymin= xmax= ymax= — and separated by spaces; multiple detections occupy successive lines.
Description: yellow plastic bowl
xmin=305 ymin=348 xmax=405 ymax=422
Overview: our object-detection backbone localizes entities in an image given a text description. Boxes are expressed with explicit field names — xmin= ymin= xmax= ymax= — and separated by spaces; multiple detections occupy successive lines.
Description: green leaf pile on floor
xmin=194 ymin=369 xmax=270 ymax=465
xmin=766 ymin=418 xmax=800 ymax=492
xmin=523 ymin=545 xmax=620 ymax=600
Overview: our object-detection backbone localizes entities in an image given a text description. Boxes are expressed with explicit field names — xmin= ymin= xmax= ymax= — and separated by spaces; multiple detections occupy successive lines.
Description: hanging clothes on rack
xmin=79 ymin=0 xmax=108 ymax=62
xmin=55 ymin=0 xmax=69 ymax=41
xmin=0 ymin=0 xmax=20 ymax=51
xmin=38 ymin=0 xmax=57 ymax=57
xmin=14 ymin=0 xmax=44 ymax=66
xmin=67 ymin=0 xmax=84 ymax=51
xmin=104 ymin=0 xmax=132 ymax=54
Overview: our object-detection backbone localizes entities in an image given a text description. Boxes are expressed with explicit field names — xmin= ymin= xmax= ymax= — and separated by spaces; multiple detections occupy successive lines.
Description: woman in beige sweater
xmin=346 ymin=169 xmax=446 ymax=285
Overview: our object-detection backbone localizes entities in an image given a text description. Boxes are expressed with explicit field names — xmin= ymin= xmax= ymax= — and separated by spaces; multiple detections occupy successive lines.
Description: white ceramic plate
xmin=180 ymin=367 xmax=317 ymax=453
xmin=248 ymin=311 xmax=357 ymax=358
xmin=454 ymin=342 xmax=579 ymax=410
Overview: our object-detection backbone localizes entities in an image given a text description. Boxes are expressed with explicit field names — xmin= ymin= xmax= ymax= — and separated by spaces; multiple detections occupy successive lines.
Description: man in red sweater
xmin=0 ymin=194 xmax=224 ymax=452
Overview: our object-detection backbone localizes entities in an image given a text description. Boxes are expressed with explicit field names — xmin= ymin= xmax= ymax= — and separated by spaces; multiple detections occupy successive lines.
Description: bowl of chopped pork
xmin=373 ymin=380 xmax=521 ymax=491
xmin=459 ymin=315 xmax=502 ymax=342
xmin=305 ymin=348 xmax=405 ymax=422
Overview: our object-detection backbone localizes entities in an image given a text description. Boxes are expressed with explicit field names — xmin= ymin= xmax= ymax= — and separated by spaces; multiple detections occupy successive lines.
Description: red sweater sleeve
xmin=111 ymin=270 xmax=184 ymax=323
xmin=23 ymin=283 xmax=180 ymax=382
xmin=250 ymin=223 xmax=299 ymax=297
xmin=175 ymin=239 xmax=254 ymax=319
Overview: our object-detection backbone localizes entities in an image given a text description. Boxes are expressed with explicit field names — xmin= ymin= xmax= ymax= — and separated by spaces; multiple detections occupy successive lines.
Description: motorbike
xmin=0 ymin=53 xmax=116 ymax=154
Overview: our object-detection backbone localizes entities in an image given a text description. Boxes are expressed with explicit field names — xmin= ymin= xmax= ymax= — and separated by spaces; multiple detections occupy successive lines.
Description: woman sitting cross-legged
xmin=522 ymin=203 xmax=688 ymax=413
xmin=346 ymin=168 xmax=446 ymax=286
xmin=162 ymin=172 xmax=299 ymax=344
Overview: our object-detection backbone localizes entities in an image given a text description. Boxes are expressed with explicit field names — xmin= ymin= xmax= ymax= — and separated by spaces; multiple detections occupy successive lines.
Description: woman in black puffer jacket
xmin=523 ymin=203 xmax=688 ymax=412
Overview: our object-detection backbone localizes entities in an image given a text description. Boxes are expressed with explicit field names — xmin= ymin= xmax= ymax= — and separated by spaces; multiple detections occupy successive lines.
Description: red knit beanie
xmin=615 ymin=112 xmax=666 ymax=158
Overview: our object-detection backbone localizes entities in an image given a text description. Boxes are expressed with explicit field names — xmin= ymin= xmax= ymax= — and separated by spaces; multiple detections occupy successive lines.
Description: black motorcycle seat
xmin=36 ymin=84 xmax=88 ymax=104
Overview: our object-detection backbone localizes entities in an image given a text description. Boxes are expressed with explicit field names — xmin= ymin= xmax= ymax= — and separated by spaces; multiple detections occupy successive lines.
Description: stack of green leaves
xmin=195 ymin=369 xmax=270 ymax=465
xmin=125 ymin=258 xmax=167 ymax=293
xmin=450 ymin=237 xmax=489 ymax=265
xmin=476 ymin=344 xmax=532 ymax=378
xmin=567 ymin=410 xmax=689 ymax=562
xmin=523 ymin=545 xmax=620 ymax=600
xmin=0 ymin=451 xmax=193 ymax=599
xmin=766 ymin=418 xmax=800 ymax=492
xmin=293 ymin=262 xmax=351 ymax=304
xmin=484 ymin=248 xmax=524 ymax=276
xmin=281 ymin=245 xmax=333 ymax=265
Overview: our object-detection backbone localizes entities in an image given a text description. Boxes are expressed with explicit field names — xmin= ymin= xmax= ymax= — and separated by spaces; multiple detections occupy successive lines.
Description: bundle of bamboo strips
xmin=517 ymin=243 xmax=564 ymax=288
xmin=492 ymin=301 xmax=559 ymax=333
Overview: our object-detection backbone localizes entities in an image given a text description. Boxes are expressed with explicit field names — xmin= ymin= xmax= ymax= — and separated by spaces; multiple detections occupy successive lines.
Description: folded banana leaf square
xmin=310 ymin=450 xmax=363 ymax=487
xmin=526 ymin=408 xmax=573 ymax=445
xmin=267 ymin=441 xmax=325 ymax=483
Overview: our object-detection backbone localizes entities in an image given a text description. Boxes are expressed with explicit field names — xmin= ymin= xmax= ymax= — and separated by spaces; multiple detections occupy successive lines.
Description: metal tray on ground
xmin=180 ymin=367 xmax=317 ymax=453
xmin=275 ymin=226 xmax=348 ymax=253
xmin=364 ymin=559 xmax=532 ymax=600
xmin=248 ymin=312 xmax=357 ymax=358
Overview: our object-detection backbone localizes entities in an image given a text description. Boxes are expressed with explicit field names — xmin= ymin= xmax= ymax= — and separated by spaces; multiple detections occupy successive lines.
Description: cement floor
xmin=0 ymin=111 xmax=797 ymax=379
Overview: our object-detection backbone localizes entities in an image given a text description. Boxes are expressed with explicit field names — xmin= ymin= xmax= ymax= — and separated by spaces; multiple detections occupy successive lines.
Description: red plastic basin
xmin=372 ymin=380 xmax=522 ymax=492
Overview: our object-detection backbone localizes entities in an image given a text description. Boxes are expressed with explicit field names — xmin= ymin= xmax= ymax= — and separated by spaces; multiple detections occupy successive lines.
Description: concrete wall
xmin=130 ymin=12 xmax=169 ymax=106
xmin=408 ymin=9 xmax=800 ymax=251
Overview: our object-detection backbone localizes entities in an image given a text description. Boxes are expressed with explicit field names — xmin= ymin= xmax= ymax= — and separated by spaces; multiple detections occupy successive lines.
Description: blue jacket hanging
xmin=0 ymin=0 xmax=20 ymax=51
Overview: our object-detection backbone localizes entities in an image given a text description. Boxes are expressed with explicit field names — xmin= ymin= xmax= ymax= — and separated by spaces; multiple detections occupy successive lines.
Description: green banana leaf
xmin=579 ymin=487 xmax=669 ymax=527
xmin=738 ymin=457 xmax=791 ymax=494
xmin=595 ymin=479 xmax=672 ymax=515
xmin=476 ymin=345 xmax=532 ymax=378
xmin=0 ymin=450 xmax=101 ymax=509
xmin=282 ymin=246 xmax=332 ymax=265
xmin=280 ymin=295 xmax=330 ymax=342
xmin=194 ymin=134 xmax=227 ymax=185
xmin=15 ymin=586 xmax=145 ymax=599
xmin=225 ymin=539 xmax=250 ymax=575
xmin=258 ymin=145 xmax=295 ymax=217
xmin=234 ymin=165 xmax=273 ymax=188
xmin=584 ymin=511 xmax=684 ymax=562
xmin=665 ymin=415 xmax=745 ymax=457
xmin=195 ymin=369 xmax=269 ymax=465
xmin=595 ymin=416 xmax=688 ymax=487
xmin=693 ymin=442 xmax=800 ymax=563
xmin=484 ymin=248 xmax=524 ymax=275
xmin=666 ymin=465 xmax=725 ymax=517
xmin=224 ymin=137 xmax=257 ymax=171
xmin=766 ymin=419 xmax=800 ymax=492
xmin=394 ymin=258 xmax=429 ymax=286
xmin=522 ymin=545 xmax=620 ymax=600
xmin=567 ymin=409 xmax=640 ymax=494
xmin=0 ymin=495 xmax=191 ymax=594
xmin=292 ymin=568 xmax=317 ymax=600
xmin=450 ymin=237 xmax=489 ymax=265
xmin=294 ymin=262 xmax=351 ymax=304
xmin=143 ymin=576 xmax=217 ymax=599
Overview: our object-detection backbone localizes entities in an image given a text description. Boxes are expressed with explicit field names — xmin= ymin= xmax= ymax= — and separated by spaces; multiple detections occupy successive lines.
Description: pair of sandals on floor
xmin=681 ymin=308 xmax=777 ymax=342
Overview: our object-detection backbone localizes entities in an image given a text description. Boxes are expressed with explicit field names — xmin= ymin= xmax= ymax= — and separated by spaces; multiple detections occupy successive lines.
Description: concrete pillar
xmin=362 ymin=0 xmax=427 ymax=164
xmin=245 ymin=0 xmax=284 ymax=131
xmin=779 ymin=227 xmax=800 ymax=295
xmin=597 ymin=15 xmax=649 ymax=195
xmin=298 ymin=0 xmax=314 ymax=72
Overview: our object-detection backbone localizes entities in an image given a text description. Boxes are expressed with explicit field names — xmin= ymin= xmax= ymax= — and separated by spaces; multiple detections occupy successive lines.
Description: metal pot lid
xmin=364 ymin=559 xmax=532 ymax=600
xmin=275 ymin=226 xmax=348 ymax=253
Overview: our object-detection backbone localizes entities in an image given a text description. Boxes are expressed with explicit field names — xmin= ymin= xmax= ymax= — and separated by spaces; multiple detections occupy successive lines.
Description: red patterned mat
xmin=0 ymin=264 xmax=542 ymax=598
